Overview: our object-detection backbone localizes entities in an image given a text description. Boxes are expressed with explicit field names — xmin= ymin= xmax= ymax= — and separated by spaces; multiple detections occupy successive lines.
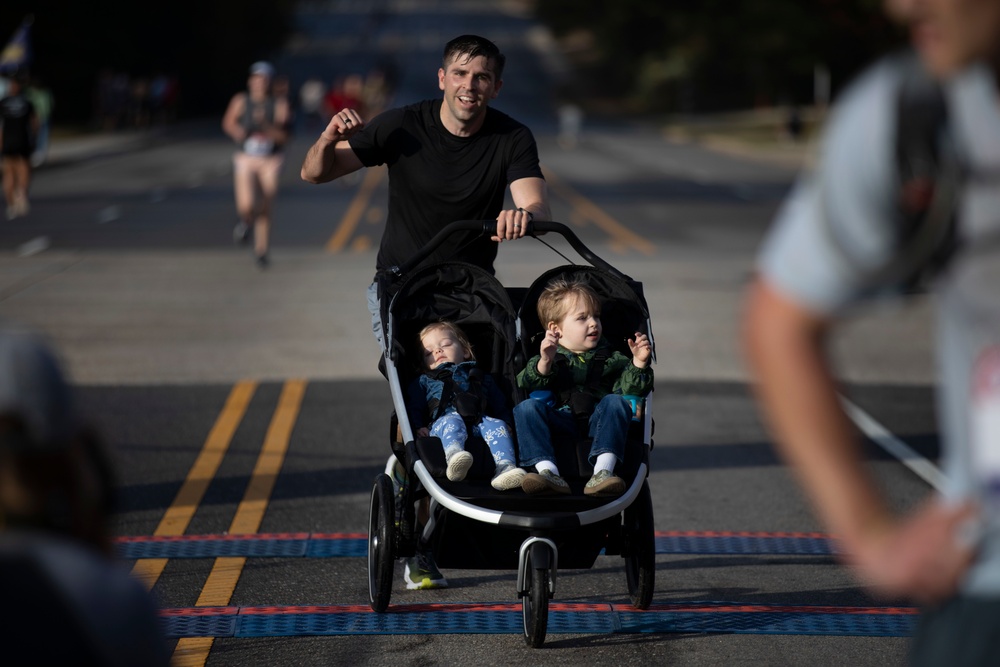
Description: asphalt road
xmin=0 ymin=1 xmax=941 ymax=666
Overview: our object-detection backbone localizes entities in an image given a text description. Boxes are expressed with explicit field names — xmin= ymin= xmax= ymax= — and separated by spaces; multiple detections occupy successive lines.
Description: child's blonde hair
xmin=536 ymin=278 xmax=601 ymax=327
xmin=417 ymin=321 xmax=475 ymax=367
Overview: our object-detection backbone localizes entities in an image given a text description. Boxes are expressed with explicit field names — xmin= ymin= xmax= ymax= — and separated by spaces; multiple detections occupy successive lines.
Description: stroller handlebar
xmin=391 ymin=219 xmax=630 ymax=280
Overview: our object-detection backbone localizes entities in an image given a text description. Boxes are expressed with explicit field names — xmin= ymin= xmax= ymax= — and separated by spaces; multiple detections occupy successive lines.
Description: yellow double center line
xmin=325 ymin=166 xmax=385 ymax=253
xmin=542 ymin=167 xmax=655 ymax=256
xmin=131 ymin=380 xmax=307 ymax=667
xmin=131 ymin=381 xmax=258 ymax=589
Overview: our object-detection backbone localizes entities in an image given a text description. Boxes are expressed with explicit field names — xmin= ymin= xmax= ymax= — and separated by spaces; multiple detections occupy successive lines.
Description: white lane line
xmin=841 ymin=396 xmax=946 ymax=492
xmin=17 ymin=236 xmax=50 ymax=257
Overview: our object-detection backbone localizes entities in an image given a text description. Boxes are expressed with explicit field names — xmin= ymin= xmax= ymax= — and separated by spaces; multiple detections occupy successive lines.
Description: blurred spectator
xmin=744 ymin=1 xmax=1000 ymax=664
xmin=0 ymin=72 xmax=37 ymax=220
xmin=24 ymin=75 xmax=52 ymax=167
xmin=273 ymin=73 xmax=294 ymax=136
xmin=785 ymin=105 xmax=804 ymax=142
xmin=557 ymin=102 xmax=583 ymax=149
xmin=323 ymin=73 xmax=366 ymax=121
xmin=0 ymin=323 xmax=171 ymax=667
xmin=149 ymin=72 xmax=170 ymax=123
xmin=128 ymin=76 xmax=151 ymax=128
xmin=298 ymin=76 xmax=326 ymax=131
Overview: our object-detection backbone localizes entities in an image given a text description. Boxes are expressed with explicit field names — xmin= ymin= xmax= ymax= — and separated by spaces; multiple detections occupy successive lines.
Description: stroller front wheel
xmin=368 ymin=473 xmax=396 ymax=612
xmin=522 ymin=548 xmax=550 ymax=647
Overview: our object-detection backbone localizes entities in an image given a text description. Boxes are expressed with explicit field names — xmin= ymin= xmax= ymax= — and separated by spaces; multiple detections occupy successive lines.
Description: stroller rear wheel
xmin=522 ymin=545 xmax=550 ymax=647
xmin=368 ymin=473 xmax=395 ymax=612
xmin=624 ymin=479 xmax=655 ymax=609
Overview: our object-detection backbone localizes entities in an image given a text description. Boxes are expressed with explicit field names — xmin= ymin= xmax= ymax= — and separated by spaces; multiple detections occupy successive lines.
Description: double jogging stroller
xmin=367 ymin=220 xmax=656 ymax=647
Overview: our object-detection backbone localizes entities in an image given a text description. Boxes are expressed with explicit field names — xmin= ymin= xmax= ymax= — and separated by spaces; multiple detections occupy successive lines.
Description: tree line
xmin=534 ymin=0 xmax=908 ymax=112
xmin=1 ymin=0 xmax=295 ymax=124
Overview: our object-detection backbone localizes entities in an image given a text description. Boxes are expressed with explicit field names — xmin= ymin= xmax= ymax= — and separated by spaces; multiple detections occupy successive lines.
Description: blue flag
xmin=0 ymin=16 xmax=33 ymax=75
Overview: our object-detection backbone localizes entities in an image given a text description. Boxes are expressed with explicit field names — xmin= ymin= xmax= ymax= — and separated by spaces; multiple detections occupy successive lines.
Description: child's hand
xmin=537 ymin=329 xmax=560 ymax=375
xmin=417 ymin=427 xmax=430 ymax=438
xmin=628 ymin=332 xmax=652 ymax=367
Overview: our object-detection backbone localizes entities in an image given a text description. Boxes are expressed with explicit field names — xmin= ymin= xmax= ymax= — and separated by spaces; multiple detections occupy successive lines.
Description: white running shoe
xmin=445 ymin=450 xmax=473 ymax=481
xmin=491 ymin=464 xmax=527 ymax=491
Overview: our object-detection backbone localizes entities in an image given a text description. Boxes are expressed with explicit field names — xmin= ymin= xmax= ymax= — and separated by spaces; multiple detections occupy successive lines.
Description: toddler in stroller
xmin=404 ymin=320 xmax=527 ymax=490
xmin=515 ymin=278 xmax=653 ymax=497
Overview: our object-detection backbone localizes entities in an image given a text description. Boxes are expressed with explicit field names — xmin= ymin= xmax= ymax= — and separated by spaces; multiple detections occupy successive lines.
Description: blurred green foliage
xmin=535 ymin=0 xmax=907 ymax=112
xmin=1 ymin=0 xmax=295 ymax=123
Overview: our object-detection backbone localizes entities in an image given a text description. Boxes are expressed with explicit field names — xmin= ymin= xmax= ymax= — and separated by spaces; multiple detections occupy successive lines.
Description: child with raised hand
xmin=405 ymin=321 xmax=526 ymax=491
xmin=515 ymin=278 xmax=653 ymax=497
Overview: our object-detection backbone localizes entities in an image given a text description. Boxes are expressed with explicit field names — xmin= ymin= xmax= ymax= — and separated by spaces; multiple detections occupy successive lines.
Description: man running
xmin=301 ymin=34 xmax=551 ymax=590
xmin=222 ymin=61 xmax=291 ymax=268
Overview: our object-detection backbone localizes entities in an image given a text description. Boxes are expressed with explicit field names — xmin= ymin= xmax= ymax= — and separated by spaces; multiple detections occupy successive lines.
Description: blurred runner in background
xmin=222 ymin=61 xmax=291 ymax=269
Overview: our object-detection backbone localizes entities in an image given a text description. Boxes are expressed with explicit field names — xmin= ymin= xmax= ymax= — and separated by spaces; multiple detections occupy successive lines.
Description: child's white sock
xmin=534 ymin=460 xmax=560 ymax=476
xmin=594 ymin=453 xmax=617 ymax=474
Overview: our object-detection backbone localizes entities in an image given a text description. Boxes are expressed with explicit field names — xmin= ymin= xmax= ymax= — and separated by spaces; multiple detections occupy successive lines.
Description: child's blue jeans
xmin=514 ymin=393 xmax=631 ymax=469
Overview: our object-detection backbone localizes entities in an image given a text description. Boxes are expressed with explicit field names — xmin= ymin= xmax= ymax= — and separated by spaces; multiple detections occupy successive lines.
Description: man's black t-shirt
xmin=349 ymin=99 xmax=543 ymax=273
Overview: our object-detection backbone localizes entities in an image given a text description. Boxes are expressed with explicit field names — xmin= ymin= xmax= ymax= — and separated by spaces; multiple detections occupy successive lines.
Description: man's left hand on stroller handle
xmin=493 ymin=207 xmax=534 ymax=242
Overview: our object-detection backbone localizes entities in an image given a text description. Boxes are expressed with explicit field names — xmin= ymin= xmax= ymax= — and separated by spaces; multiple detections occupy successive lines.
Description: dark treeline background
xmin=1 ymin=0 xmax=295 ymax=125
xmin=535 ymin=0 xmax=908 ymax=113
xmin=1 ymin=1 xmax=907 ymax=126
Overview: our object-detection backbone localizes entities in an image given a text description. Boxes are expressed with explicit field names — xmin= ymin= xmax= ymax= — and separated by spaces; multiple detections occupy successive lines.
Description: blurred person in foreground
xmin=301 ymin=34 xmax=550 ymax=591
xmin=222 ymin=61 xmax=291 ymax=269
xmin=0 ymin=72 xmax=38 ymax=219
xmin=744 ymin=1 xmax=1000 ymax=664
xmin=0 ymin=324 xmax=170 ymax=666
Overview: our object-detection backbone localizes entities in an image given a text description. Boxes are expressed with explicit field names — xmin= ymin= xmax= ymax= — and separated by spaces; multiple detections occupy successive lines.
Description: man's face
xmin=438 ymin=53 xmax=502 ymax=132
xmin=889 ymin=0 xmax=1000 ymax=75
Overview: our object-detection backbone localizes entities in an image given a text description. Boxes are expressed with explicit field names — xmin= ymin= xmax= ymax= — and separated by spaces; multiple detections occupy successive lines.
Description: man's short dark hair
xmin=442 ymin=34 xmax=505 ymax=81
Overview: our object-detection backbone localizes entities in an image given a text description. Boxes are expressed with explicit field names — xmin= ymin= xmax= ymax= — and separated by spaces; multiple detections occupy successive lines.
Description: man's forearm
xmin=743 ymin=280 xmax=892 ymax=550
xmin=300 ymin=135 xmax=338 ymax=183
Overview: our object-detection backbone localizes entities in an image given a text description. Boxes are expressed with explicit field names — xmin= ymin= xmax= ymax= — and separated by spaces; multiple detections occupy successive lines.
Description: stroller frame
xmin=367 ymin=220 xmax=656 ymax=647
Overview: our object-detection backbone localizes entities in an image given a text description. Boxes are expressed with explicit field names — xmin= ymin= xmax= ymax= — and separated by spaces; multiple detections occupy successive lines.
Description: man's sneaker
xmin=404 ymin=549 xmax=448 ymax=589
xmin=445 ymin=450 xmax=473 ymax=481
xmin=491 ymin=463 xmax=526 ymax=491
xmin=233 ymin=221 xmax=250 ymax=244
xmin=255 ymin=253 xmax=269 ymax=269
xmin=521 ymin=469 xmax=571 ymax=495
xmin=584 ymin=469 xmax=626 ymax=497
